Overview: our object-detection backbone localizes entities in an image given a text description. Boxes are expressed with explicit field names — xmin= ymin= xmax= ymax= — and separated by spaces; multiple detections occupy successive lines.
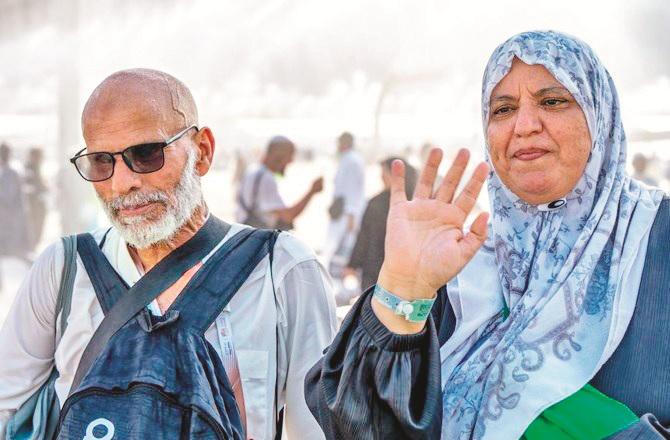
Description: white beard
xmin=99 ymin=147 xmax=203 ymax=249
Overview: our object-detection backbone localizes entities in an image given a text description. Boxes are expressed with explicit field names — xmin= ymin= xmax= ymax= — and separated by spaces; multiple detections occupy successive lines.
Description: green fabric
xmin=522 ymin=384 xmax=639 ymax=440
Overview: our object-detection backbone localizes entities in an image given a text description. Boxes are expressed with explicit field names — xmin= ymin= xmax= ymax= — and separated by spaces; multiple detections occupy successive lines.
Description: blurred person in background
xmin=342 ymin=157 xmax=418 ymax=305
xmin=231 ymin=149 xmax=247 ymax=189
xmin=236 ymin=135 xmax=323 ymax=230
xmin=325 ymin=132 xmax=365 ymax=279
xmin=632 ymin=152 xmax=659 ymax=187
xmin=0 ymin=143 xmax=31 ymax=291
xmin=24 ymin=147 xmax=49 ymax=252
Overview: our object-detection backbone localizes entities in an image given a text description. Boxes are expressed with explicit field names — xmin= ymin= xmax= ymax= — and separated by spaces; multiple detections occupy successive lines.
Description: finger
xmin=453 ymin=162 xmax=489 ymax=215
xmin=413 ymin=148 xmax=443 ymax=200
xmin=460 ymin=212 xmax=489 ymax=260
xmin=435 ymin=148 xmax=470 ymax=203
xmin=389 ymin=159 xmax=407 ymax=205
xmin=469 ymin=211 xmax=489 ymax=240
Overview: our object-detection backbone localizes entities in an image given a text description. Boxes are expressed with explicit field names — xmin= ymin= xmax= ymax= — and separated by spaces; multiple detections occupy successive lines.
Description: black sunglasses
xmin=70 ymin=125 xmax=198 ymax=182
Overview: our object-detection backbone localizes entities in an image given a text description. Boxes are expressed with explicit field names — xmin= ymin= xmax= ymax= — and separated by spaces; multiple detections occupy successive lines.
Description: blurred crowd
xmin=228 ymin=132 xmax=669 ymax=307
xmin=0 ymin=134 xmax=667 ymax=306
xmin=0 ymin=143 xmax=48 ymax=290
xmin=227 ymin=132 xmax=670 ymax=306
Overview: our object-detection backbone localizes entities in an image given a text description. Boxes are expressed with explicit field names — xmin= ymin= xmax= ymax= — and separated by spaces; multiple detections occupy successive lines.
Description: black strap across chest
xmin=71 ymin=216 xmax=234 ymax=394
xmin=165 ymin=227 xmax=278 ymax=333
xmin=238 ymin=168 xmax=266 ymax=215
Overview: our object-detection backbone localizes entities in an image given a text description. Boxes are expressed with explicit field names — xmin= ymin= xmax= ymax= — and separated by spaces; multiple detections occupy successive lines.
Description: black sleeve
xmin=304 ymin=288 xmax=443 ymax=440
xmin=347 ymin=204 xmax=373 ymax=270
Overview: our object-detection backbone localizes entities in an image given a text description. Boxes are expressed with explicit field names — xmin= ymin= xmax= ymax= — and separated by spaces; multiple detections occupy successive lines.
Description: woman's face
xmin=487 ymin=58 xmax=592 ymax=205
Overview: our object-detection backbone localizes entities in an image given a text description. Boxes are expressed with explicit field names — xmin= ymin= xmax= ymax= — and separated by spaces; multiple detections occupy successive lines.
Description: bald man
xmin=237 ymin=135 xmax=323 ymax=230
xmin=0 ymin=69 xmax=337 ymax=440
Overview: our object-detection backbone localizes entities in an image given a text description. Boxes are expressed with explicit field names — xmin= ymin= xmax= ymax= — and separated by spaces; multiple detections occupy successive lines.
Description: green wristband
xmin=373 ymin=284 xmax=436 ymax=322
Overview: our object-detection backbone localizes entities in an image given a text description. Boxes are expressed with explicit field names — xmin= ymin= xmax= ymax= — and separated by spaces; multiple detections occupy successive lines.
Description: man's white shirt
xmin=333 ymin=149 xmax=366 ymax=222
xmin=324 ymin=149 xmax=366 ymax=260
xmin=0 ymin=222 xmax=337 ymax=440
xmin=236 ymin=165 xmax=286 ymax=228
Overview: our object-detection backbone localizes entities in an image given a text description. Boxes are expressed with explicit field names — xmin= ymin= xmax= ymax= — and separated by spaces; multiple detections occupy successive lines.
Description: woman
xmin=305 ymin=31 xmax=669 ymax=439
xmin=345 ymin=157 xmax=418 ymax=294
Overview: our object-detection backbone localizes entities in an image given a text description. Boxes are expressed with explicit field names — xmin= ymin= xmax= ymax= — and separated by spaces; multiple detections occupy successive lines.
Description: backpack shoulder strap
xmin=76 ymin=232 xmax=128 ymax=314
xmin=250 ymin=168 xmax=265 ymax=211
xmin=174 ymin=228 xmax=279 ymax=333
xmin=69 ymin=216 xmax=232 ymax=395
xmin=249 ymin=166 xmax=265 ymax=212
xmin=237 ymin=168 xmax=265 ymax=215
xmin=55 ymin=235 xmax=78 ymax=339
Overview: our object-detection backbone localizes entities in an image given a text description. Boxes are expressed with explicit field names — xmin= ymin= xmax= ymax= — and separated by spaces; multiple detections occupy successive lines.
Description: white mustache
xmin=97 ymin=145 xmax=201 ymax=249
xmin=107 ymin=190 xmax=170 ymax=212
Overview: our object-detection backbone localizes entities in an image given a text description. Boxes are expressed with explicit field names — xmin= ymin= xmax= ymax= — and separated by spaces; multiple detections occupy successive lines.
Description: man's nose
xmin=109 ymin=155 xmax=142 ymax=195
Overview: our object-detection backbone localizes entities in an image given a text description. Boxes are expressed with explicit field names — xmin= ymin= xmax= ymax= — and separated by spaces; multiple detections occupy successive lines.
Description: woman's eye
xmin=493 ymin=106 xmax=513 ymax=115
xmin=543 ymin=98 xmax=567 ymax=107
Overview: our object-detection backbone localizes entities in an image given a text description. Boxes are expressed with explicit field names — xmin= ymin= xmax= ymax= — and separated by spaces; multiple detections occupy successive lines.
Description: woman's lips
xmin=513 ymin=149 xmax=548 ymax=161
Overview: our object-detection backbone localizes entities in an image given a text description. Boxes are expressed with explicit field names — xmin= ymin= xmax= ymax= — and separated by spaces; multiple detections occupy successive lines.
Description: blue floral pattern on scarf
xmin=440 ymin=31 xmax=664 ymax=439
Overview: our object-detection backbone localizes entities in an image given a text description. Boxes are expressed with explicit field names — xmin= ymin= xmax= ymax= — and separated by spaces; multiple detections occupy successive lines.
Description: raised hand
xmin=374 ymin=148 xmax=489 ymax=333
xmin=311 ymin=177 xmax=324 ymax=194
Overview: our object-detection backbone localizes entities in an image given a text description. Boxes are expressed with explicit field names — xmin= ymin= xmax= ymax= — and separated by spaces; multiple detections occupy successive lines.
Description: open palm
xmin=378 ymin=148 xmax=490 ymax=300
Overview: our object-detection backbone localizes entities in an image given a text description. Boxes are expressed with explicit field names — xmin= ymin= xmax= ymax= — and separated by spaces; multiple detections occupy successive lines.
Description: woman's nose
xmin=514 ymin=103 xmax=543 ymax=137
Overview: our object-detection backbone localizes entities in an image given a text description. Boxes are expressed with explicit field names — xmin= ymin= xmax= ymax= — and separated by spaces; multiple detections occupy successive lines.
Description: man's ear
xmin=194 ymin=127 xmax=215 ymax=176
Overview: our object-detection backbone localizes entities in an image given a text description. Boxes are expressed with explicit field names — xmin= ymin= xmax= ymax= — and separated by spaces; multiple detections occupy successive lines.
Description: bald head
xmin=266 ymin=136 xmax=295 ymax=156
xmin=263 ymin=135 xmax=296 ymax=175
xmin=82 ymin=68 xmax=198 ymax=138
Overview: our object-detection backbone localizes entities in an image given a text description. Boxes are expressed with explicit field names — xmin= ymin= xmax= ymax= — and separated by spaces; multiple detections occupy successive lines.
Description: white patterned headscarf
xmin=439 ymin=30 xmax=665 ymax=439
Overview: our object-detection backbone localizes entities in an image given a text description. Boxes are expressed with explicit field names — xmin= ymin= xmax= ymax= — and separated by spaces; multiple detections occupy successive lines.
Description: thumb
xmin=459 ymin=212 xmax=489 ymax=261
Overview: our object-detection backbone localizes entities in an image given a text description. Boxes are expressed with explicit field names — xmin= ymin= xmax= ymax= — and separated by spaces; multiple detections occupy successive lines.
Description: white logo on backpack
xmin=83 ymin=418 xmax=115 ymax=440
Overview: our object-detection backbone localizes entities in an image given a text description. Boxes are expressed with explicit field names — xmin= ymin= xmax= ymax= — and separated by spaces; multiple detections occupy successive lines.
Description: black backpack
xmin=55 ymin=217 xmax=278 ymax=439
